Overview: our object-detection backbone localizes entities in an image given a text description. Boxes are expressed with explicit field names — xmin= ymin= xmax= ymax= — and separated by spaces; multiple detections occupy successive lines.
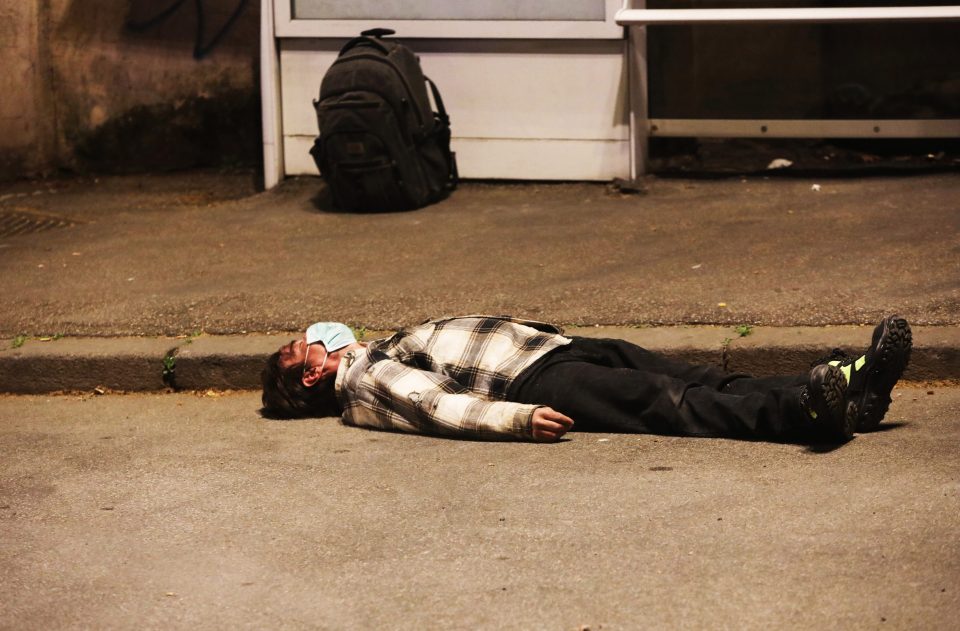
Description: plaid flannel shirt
xmin=334 ymin=316 xmax=571 ymax=440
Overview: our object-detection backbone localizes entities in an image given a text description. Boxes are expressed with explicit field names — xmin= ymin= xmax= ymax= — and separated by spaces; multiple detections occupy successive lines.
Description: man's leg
xmin=566 ymin=337 xmax=733 ymax=387
xmin=569 ymin=336 xmax=807 ymax=393
xmin=511 ymin=358 xmax=839 ymax=440
xmin=721 ymin=374 xmax=808 ymax=394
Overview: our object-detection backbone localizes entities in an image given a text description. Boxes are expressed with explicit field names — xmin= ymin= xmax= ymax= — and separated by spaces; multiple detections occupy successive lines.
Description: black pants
xmin=507 ymin=337 xmax=809 ymax=439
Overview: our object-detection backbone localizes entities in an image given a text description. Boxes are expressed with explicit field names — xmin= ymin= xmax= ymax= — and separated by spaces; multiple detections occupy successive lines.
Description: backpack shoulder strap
xmin=425 ymin=76 xmax=450 ymax=125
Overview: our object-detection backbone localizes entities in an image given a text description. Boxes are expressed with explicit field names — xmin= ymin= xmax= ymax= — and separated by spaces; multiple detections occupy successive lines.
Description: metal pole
xmin=260 ymin=0 xmax=284 ymax=189
xmin=627 ymin=9 xmax=649 ymax=179
xmin=616 ymin=6 xmax=960 ymax=25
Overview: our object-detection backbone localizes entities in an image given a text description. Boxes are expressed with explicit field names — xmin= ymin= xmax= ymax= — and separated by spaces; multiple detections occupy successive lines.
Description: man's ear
xmin=301 ymin=366 xmax=322 ymax=388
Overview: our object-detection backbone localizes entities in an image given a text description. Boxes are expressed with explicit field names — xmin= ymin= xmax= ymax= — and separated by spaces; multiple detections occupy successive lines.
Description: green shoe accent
xmin=829 ymin=355 xmax=865 ymax=386
xmin=840 ymin=364 xmax=852 ymax=385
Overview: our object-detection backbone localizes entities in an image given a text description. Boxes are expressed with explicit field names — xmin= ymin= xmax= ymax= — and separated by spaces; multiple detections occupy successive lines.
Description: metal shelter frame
xmin=617 ymin=2 xmax=960 ymax=177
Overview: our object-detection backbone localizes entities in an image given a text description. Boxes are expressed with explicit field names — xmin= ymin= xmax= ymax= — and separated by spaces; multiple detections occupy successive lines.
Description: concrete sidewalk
xmin=0 ymin=170 xmax=957 ymax=393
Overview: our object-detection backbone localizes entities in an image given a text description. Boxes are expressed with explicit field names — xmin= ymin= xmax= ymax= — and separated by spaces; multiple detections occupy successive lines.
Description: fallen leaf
xmin=766 ymin=158 xmax=793 ymax=170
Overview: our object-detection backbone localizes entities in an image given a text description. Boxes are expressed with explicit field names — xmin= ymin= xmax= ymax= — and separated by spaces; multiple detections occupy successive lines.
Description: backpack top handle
xmin=361 ymin=28 xmax=395 ymax=38
xmin=340 ymin=28 xmax=396 ymax=55
xmin=339 ymin=28 xmax=396 ymax=56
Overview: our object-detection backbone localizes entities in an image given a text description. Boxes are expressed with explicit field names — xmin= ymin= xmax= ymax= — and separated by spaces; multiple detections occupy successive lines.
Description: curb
xmin=1 ymin=325 xmax=957 ymax=395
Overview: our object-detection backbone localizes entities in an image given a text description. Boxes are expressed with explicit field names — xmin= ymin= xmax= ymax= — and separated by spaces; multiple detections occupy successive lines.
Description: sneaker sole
xmin=853 ymin=316 xmax=912 ymax=432
xmin=812 ymin=364 xmax=854 ymax=441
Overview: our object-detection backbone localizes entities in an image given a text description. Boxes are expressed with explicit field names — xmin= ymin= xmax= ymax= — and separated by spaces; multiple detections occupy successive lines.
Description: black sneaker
xmin=827 ymin=316 xmax=912 ymax=432
xmin=799 ymin=364 xmax=854 ymax=441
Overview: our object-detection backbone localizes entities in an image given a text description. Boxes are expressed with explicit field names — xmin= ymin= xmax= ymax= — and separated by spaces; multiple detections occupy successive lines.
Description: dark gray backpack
xmin=310 ymin=28 xmax=458 ymax=212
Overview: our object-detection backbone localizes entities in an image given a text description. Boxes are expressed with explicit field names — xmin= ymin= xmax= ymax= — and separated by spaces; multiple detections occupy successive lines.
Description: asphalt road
xmin=2 ymin=386 xmax=958 ymax=629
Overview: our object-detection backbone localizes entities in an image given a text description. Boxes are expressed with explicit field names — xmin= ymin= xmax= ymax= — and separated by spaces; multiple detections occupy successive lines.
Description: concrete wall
xmin=1 ymin=2 xmax=54 ymax=178
xmin=0 ymin=0 xmax=261 ymax=180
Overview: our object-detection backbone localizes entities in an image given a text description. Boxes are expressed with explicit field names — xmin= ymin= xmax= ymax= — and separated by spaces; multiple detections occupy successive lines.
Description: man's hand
xmin=531 ymin=406 xmax=574 ymax=442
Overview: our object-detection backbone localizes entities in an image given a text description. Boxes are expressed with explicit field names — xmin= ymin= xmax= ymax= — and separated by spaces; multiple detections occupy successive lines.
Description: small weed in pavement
xmin=162 ymin=353 xmax=177 ymax=387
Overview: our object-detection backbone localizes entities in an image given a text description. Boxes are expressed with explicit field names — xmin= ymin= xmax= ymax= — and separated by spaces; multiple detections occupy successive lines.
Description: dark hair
xmin=260 ymin=351 xmax=342 ymax=419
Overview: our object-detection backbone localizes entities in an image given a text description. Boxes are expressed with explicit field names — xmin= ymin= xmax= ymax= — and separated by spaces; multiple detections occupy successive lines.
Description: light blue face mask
xmin=304 ymin=322 xmax=357 ymax=353
xmin=302 ymin=322 xmax=358 ymax=380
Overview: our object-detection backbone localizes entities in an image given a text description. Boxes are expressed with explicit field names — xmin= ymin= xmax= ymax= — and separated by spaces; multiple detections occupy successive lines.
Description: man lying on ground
xmin=260 ymin=315 xmax=912 ymax=443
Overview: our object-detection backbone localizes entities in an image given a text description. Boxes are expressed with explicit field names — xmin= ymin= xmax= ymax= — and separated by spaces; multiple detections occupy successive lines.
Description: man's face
xmin=277 ymin=336 xmax=337 ymax=386
xmin=277 ymin=336 xmax=311 ymax=371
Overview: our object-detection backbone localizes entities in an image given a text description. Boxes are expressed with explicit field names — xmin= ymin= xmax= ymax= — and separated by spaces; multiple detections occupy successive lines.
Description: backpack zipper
xmin=319 ymin=100 xmax=380 ymax=110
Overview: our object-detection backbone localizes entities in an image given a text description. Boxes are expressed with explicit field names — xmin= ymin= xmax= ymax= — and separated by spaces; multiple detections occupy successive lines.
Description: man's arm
xmin=344 ymin=361 xmax=573 ymax=442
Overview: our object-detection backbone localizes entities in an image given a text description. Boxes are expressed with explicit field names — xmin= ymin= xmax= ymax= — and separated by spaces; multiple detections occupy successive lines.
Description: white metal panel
xmin=284 ymin=135 xmax=629 ymax=180
xmin=276 ymin=0 xmax=624 ymax=38
xmin=278 ymin=45 xmax=336 ymax=138
xmin=278 ymin=39 xmax=630 ymax=180
xmin=283 ymin=136 xmax=320 ymax=174
xmin=449 ymin=138 xmax=630 ymax=180
xmin=291 ymin=0 xmax=607 ymax=21
xmin=402 ymin=41 xmax=628 ymax=140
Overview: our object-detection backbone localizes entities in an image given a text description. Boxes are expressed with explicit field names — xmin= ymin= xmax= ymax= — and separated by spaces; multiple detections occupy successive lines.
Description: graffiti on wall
xmin=125 ymin=0 xmax=250 ymax=59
